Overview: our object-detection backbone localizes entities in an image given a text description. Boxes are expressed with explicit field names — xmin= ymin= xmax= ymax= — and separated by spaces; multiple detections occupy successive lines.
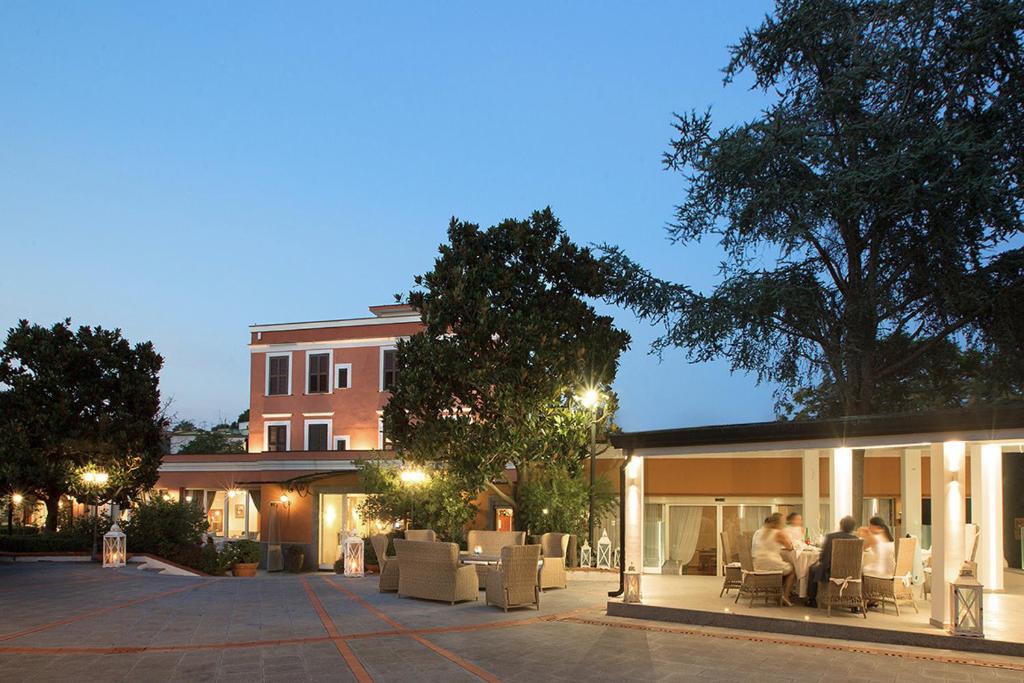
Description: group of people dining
xmin=751 ymin=511 xmax=896 ymax=608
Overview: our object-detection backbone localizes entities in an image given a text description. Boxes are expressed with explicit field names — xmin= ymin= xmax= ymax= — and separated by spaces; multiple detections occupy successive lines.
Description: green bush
xmin=122 ymin=498 xmax=208 ymax=558
xmin=197 ymin=543 xmax=231 ymax=575
xmin=224 ymin=539 xmax=261 ymax=565
xmin=285 ymin=544 xmax=305 ymax=573
xmin=333 ymin=558 xmax=345 ymax=574
xmin=0 ymin=534 xmax=88 ymax=553
xmin=517 ymin=466 xmax=616 ymax=539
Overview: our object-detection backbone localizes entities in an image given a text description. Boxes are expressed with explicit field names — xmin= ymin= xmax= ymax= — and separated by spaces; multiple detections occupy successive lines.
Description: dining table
xmin=782 ymin=544 xmax=821 ymax=598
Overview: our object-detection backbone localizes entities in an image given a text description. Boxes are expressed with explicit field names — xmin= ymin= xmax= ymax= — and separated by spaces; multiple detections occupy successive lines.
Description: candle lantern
xmin=343 ymin=530 xmax=365 ymax=577
xmin=596 ymin=529 xmax=613 ymax=569
xmin=624 ymin=564 xmax=642 ymax=604
xmin=950 ymin=567 xmax=984 ymax=637
xmin=579 ymin=539 xmax=592 ymax=568
xmin=102 ymin=522 xmax=127 ymax=568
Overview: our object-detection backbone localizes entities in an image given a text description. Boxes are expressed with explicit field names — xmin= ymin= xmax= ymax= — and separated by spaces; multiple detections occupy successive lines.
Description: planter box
xmin=232 ymin=562 xmax=258 ymax=577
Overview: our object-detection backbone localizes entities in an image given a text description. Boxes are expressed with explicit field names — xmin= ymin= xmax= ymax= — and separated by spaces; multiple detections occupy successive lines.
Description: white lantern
xmin=624 ymin=564 xmax=642 ymax=604
xmin=343 ymin=530 xmax=364 ymax=577
xmin=103 ymin=522 xmax=126 ymax=568
xmin=950 ymin=568 xmax=984 ymax=637
xmin=596 ymin=529 xmax=612 ymax=569
xmin=579 ymin=539 xmax=592 ymax=568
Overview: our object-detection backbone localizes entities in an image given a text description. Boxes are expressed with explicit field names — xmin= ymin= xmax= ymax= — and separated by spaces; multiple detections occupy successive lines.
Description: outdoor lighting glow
xmin=542 ymin=508 xmax=549 ymax=515
xmin=81 ymin=470 xmax=109 ymax=486
xmin=803 ymin=615 xmax=811 ymax=621
xmin=944 ymin=441 xmax=965 ymax=472
xmin=11 ymin=493 xmax=23 ymax=505
xmin=162 ymin=494 xmax=171 ymax=502
xmin=831 ymin=447 xmax=853 ymax=531
xmin=185 ymin=495 xmax=193 ymax=503
xmin=279 ymin=494 xmax=289 ymax=504
xmin=577 ymin=388 xmax=601 ymax=410
xmin=399 ymin=468 xmax=428 ymax=485
xmin=325 ymin=505 xmax=336 ymax=525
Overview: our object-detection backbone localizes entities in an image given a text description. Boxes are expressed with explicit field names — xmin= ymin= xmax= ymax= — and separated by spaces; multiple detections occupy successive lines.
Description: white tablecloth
xmin=782 ymin=546 xmax=821 ymax=598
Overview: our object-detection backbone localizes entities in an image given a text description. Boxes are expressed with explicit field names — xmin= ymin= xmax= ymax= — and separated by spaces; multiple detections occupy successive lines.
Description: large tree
xmin=603 ymin=0 xmax=1024 ymax=418
xmin=383 ymin=208 xmax=630 ymax=515
xmin=0 ymin=320 xmax=166 ymax=531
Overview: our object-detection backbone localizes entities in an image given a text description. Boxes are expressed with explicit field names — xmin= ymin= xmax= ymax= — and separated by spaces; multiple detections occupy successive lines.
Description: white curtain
xmin=669 ymin=506 xmax=703 ymax=564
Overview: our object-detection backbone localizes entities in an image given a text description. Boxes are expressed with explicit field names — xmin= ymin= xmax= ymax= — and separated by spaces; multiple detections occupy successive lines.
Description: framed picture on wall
xmin=234 ymin=504 xmax=245 ymax=519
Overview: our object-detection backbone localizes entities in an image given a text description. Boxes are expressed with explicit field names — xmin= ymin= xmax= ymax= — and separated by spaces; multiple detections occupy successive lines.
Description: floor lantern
xmin=343 ymin=530 xmax=364 ymax=577
xmin=950 ymin=567 xmax=984 ymax=637
xmin=102 ymin=522 xmax=126 ymax=568
xmin=596 ymin=529 xmax=613 ymax=569
xmin=624 ymin=564 xmax=642 ymax=604
xmin=579 ymin=539 xmax=592 ymax=568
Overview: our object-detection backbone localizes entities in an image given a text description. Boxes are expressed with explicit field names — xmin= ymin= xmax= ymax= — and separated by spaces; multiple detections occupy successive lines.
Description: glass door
xmin=319 ymin=494 xmax=345 ymax=570
xmin=665 ymin=505 xmax=718 ymax=575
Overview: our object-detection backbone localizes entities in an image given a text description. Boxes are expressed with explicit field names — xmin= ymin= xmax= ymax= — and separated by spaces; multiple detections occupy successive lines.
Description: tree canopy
xmin=383 ymin=208 xmax=630 ymax=505
xmin=0 ymin=320 xmax=166 ymax=531
xmin=177 ymin=430 xmax=246 ymax=455
xmin=603 ymin=0 xmax=1024 ymax=418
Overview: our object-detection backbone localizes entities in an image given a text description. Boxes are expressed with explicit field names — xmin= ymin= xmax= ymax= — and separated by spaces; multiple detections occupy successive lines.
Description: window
xmin=335 ymin=363 xmax=352 ymax=390
xmin=307 ymin=352 xmax=330 ymax=394
xmin=334 ymin=435 xmax=349 ymax=451
xmin=266 ymin=424 xmax=288 ymax=452
xmin=381 ymin=348 xmax=397 ymax=391
xmin=305 ymin=420 xmax=330 ymax=451
xmin=267 ymin=355 xmax=290 ymax=395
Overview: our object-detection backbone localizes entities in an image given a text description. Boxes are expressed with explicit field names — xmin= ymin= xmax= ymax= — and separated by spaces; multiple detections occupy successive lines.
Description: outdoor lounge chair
xmin=735 ymin=533 xmax=783 ymax=606
xmin=719 ymin=531 xmax=743 ymax=597
xmin=393 ymin=539 xmax=478 ymax=605
xmin=371 ymin=534 xmax=399 ymax=593
xmin=864 ymin=536 xmax=918 ymax=615
xmin=485 ymin=544 xmax=542 ymax=611
xmin=466 ymin=530 xmax=526 ymax=556
xmin=538 ymin=532 xmax=569 ymax=590
xmin=404 ymin=529 xmax=437 ymax=542
xmin=818 ymin=538 xmax=866 ymax=618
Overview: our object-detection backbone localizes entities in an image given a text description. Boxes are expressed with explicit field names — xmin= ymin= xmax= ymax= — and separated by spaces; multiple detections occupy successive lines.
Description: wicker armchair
xmin=466 ymin=530 xmax=526 ymax=555
xmin=864 ymin=537 xmax=918 ymax=615
xmin=719 ymin=531 xmax=743 ymax=597
xmin=393 ymin=539 xmax=478 ymax=604
xmin=735 ymin=533 xmax=783 ymax=606
xmin=538 ymin=533 xmax=569 ymax=590
xmin=404 ymin=529 xmax=437 ymax=542
xmin=818 ymin=538 xmax=866 ymax=618
xmin=486 ymin=545 xmax=542 ymax=611
xmin=371 ymin=534 xmax=399 ymax=593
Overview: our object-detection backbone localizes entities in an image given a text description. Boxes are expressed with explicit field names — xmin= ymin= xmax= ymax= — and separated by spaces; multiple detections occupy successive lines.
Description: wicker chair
xmin=371 ymin=534 xmax=399 ymax=593
xmin=735 ymin=533 xmax=784 ymax=606
xmin=485 ymin=545 xmax=542 ymax=611
xmin=466 ymin=530 xmax=526 ymax=555
xmin=818 ymin=538 xmax=866 ymax=618
xmin=719 ymin=531 xmax=743 ymax=597
xmin=393 ymin=539 xmax=478 ymax=604
xmin=864 ymin=537 xmax=918 ymax=615
xmin=404 ymin=529 xmax=437 ymax=542
xmin=538 ymin=533 xmax=569 ymax=590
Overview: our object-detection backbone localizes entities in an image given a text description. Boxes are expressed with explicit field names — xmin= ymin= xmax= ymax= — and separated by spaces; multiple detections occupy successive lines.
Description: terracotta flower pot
xmin=232 ymin=562 xmax=258 ymax=577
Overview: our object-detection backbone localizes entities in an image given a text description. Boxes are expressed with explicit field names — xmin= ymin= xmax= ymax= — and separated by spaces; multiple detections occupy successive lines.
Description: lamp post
xmin=577 ymin=387 xmax=603 ymax=556
xmin=80 ymin=470 xmax=109 ymax=560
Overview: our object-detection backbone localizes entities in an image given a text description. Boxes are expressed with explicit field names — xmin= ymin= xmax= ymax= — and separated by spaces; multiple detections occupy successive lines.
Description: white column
xmin=930 ymin=441 xmax=966 ymax=628
xmin=901 ymin=448 xmax=923 ymax=540
xmin=623 ymin=455 xmax=644 ymax=574
xmin=802 ymin=450 xmax=821 ymax=538
xmin=829 ymin=447 xmax=853 ymax=532
xmin=971 ymin=444 xmax=1005 ymax=592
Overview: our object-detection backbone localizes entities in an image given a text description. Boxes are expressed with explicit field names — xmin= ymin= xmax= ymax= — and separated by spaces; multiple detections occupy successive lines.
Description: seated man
xmin=805 ymin=515 xmax=858 ymax=607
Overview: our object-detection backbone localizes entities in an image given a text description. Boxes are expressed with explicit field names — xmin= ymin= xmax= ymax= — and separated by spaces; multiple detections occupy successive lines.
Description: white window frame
xmin=377 ymin=415 xmax=384 ymax=450
xmin=304 ymin=419 xmax=333 ymax=452
xmin=305 ymin=349 xmax=333 ymax=395
xmin=265 ymin=352 xmax=292 ymax=397
xmin=334 ymin=362 xmax=352 ymax=390
xmin=379 ymin=346 xmax=397 ymax=392
xmin=263 ymin=420 xmax=291 ymax=452
xmin=334 ymin=435 xmax=350 ymax=451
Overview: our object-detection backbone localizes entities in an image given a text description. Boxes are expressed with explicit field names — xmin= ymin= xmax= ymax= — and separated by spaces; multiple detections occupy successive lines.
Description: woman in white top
xmin=860 ymin=516 xmax=896 ymax=577
xmin=783 ymin=512 xmax=805 ymax=546
xmin=753 ymin=512 xmax=797 ymax=605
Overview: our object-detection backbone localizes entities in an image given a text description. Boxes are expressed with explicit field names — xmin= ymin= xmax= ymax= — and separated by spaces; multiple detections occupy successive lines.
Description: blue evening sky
xmin=0 ymin=2 xmax=779 ymax=431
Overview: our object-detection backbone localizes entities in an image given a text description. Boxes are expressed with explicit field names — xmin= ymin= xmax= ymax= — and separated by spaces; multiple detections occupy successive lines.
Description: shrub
xmin=517 ymin=466 xmax=616 ymax=539
xmin=285 ymin=544 xmax=305 ymax=573
xmin=122 ymin=498 xmax=208 ymax=558
xmin=197 ymin=543 xmax=231 ymax=576
xmin=224 ymin=539 xmax=260 ymax=565
xmin=333 ymin=558 xmax=345 ymax=574
xmin=363 ymin=537 xmax=378 ymax=566
xmin=0 ymin=534 xmax=88 ymax=553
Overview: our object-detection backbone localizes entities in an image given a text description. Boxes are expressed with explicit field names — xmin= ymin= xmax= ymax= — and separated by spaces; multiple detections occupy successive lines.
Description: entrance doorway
xmin=495 ymin=507 xmax=514 ymax=532
xmin=317 ymin=493 xmax=368 ymax=570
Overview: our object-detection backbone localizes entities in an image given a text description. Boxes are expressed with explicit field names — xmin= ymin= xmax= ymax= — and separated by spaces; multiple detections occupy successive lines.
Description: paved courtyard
xmin=1 ymin=562 xmax=1022 ymax=682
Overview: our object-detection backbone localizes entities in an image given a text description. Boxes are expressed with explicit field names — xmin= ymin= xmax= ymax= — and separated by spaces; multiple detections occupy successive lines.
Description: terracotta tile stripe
xmin=0 ymin=635 xmax=335 ymax=655
xmin=0 ymin=579 xmax=215 ymax=642
xmin=561 ymin=615 xmax=1024 ymax=672
xmin=321 ymin=576 xmax=503 ymax=683
xmin=300 ymin=576 xmax=373 ymax=683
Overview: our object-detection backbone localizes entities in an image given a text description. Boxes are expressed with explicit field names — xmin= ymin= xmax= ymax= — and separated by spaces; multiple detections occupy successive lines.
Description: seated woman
xmin=860 ymin=516 xmax=896 ymax=576
xmin=783 ymin=512 xmax=805 ymax=546
xmin=753 ymin=512 xmax=797 ymax=605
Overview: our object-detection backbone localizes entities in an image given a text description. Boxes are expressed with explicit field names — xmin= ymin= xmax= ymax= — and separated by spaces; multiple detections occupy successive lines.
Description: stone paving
xmin=1 ymin=562 xmax=1022 ymax=682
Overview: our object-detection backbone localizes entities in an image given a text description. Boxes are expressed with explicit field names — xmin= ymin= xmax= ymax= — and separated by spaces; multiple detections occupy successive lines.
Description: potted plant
xmin=333 ymin=558 xmax=345 ymax=574
xmin=227 ymin=539 xmax=261 ymax=577
xmin=363 ymin=536 xmax=379 ymax=574
xmin=285 ymin=544 xmax=305 ymax=573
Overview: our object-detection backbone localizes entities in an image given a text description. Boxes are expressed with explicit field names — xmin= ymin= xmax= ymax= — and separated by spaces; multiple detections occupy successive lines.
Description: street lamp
xmin=576 ymin=386 xmax=604 ymax=558
xmin=80 ymin=470 xmax=109 ymax=560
